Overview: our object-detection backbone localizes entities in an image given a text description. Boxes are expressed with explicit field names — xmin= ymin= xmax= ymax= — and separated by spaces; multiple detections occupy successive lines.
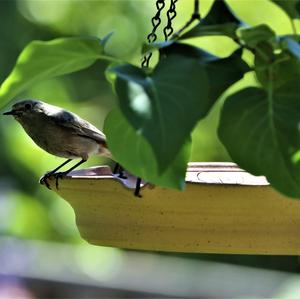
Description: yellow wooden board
xmin=44 ymin=163 xmax=300 ymax=255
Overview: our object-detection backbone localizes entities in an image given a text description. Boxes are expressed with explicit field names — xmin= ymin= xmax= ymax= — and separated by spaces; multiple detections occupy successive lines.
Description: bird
xmin=3 ymin=99 xmax=143 ymax=196
xmin=3 ymin=99 xmax=113 ymax=189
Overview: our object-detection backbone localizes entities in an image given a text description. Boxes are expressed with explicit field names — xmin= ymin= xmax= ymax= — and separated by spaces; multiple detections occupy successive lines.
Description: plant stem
xmin=171 ymin=0 xmax=201 ymax=39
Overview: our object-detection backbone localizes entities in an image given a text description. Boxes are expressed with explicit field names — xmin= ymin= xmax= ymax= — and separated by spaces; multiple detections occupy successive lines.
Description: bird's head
xmin=3 ymin=100 xmax=43 ymax=120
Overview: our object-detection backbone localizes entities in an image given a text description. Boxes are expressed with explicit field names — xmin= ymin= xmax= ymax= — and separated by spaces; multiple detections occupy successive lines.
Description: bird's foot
xmin=113 ymin=163 xmax=120 ymax=174
xmin=39 ymin=171 xmax=54 ymax=190
xmin=54 ymin=171 xmax=68 ymax=190
xmin=134 ymin=191 xmax=142 ymax=198
xmin=118 ymin=170 xmax=127 ymax=179
xmin=114 ymin=163 xmax=142 ymax=197
xmin=113 ymin=163 xmax=127 ymax=179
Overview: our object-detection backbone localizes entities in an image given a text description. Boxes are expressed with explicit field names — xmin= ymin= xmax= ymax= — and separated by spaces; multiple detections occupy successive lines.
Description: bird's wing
xmin=46 ymin=108 xmax=107 ymax=145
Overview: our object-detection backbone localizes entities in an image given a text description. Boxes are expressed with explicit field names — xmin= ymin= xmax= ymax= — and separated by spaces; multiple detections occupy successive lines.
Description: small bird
xmin=3 ymin=99 xmax=112 ymax=189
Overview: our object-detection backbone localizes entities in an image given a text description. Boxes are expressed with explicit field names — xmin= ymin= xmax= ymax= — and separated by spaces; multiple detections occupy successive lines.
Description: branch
xmin=171 ymin=0 xmax=201 ymax=39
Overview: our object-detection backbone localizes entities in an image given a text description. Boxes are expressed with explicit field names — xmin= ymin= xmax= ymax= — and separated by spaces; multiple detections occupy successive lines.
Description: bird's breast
xmin=18 ymin=116 xmax=100 ymax=159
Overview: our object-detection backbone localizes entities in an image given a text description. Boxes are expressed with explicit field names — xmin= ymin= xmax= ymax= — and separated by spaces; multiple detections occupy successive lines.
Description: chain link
xmin=141 ymin=0 xmax=166 ymax=68
xmin=163 ymin=0 xmax=178 ymax=41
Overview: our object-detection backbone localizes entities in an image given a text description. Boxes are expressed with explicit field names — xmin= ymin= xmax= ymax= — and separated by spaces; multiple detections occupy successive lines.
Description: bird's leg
xmin=54 ymin=158 xmax=87 ymax=189
xmin=40 ymin=159 xmax=73 ymax=189
xmin=134 ymin=177 xmax=142 ymax=198
xmin=114 ymin=163 xmax=141 ymax=197
xmin=113 ymin=162 xmax=127 ymax=179
xmin=113 ymin=162 xmax=120 ymax=174
xmin=117 ymin=166 xmax=127 ymax=179
xmin=48 ymin=159 xmax=73 ymax=175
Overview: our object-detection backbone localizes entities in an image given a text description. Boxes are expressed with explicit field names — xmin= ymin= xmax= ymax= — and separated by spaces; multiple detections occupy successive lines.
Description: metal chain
xmin=137 ymin=0 xmax=178 ymax=197
xmin=141 ymin=0 xmax=166 ymax=68
xmin=163 ymin=0 xmax=178 ymax=41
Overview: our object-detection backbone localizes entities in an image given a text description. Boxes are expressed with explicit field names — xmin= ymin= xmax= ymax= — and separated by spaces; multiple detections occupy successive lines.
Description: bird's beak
xmin=3 ymin=110 xmax=16 ymax=115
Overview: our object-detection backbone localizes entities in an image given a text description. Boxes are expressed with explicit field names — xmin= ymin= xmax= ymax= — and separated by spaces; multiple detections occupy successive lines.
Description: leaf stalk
xmin=171 ymin=0 xmax=201 ymax=39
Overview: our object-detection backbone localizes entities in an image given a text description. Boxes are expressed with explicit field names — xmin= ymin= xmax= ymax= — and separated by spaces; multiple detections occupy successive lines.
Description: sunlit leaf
xmin=271 ymin=0 xmax=300 ymax=19
xmin=0 ymin=34 xmax=114 ymax=108
xmin=104 ymin=109 xmax=191 ymax=189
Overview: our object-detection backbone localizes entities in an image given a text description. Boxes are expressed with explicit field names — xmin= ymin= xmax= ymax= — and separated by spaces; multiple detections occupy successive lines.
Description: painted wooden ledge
xmin=42 ymin=162 xmax=300 ymax=255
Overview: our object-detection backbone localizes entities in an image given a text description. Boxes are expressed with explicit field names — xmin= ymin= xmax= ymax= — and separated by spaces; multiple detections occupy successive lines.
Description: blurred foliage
xmin=1 ymin=0 xmax=300 ymax=274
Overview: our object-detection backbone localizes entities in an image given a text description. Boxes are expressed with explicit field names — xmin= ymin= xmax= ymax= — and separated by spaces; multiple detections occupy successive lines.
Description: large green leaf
xmin=108 ymin=44 xmax=248 ymax=172
xmin=104 ymin=109 xmax=191 ymax=190
xmin=218 ymin=83 xmax=300 ymax=198
xmin=271 ymin=0 xmax=300 ymax=19
xmin=0 ymin=34 xmax=114 ymax=108
xmin=180 ymin=0 xmax=243 ymax=40
xmin=160 ymin=43 xmax=249 ymax=102
xmin=204 ymin=48 xmax=250 ymax=100
xmin=108 ymin=53 xmax=210 ymax=171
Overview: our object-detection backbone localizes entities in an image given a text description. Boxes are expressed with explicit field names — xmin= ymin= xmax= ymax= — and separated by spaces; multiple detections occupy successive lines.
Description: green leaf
xmin=0 ymin=34 xmax=114 ymax=108
xmin=108 ymin=53 xmax=210 ymax=172
xmin=271 ymin=0 xmax=300 ymax=19
xmin=104 ymin=109 xmax=191 ymax=190
xmin=180 ymin=23 xmax=239 ymax=39
xmin=218 ymin=84 xmax=300 ymax=198
xmin=108 ymin=44 xmax=248 ymax=172
xmin=180 ymin=0 xmax=243 ymax=40
xmin=240 ymin=25 xmax=278 ymax=86
xmin=160 ymin=43 xmax=250 ymax=101
xmin=204 ymin=48 xmax=250 ymax=100
xmin=239 ymin=24 xmax=277 ymax=49
xmin=256 ymin=53 xmax=300 ymax=89
xmin=255 ymin=37 xmax=300 ymax=89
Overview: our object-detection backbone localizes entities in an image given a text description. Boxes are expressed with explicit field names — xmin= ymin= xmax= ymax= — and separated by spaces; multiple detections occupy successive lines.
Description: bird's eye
xmin=25 ymin=103 xmax=31 ymax=110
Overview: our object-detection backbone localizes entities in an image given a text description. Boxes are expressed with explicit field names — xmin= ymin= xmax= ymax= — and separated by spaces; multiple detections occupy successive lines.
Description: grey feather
xmin=42 ymin=104 xmax=107 ymax=145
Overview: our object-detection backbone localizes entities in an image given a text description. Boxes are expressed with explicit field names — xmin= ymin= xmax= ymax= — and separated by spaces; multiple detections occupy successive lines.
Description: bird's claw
xmin=118 ymin=171 xmax=127 ymax=179
xmin=54 ymin=172 xmax=64 ymax=190
xmin=39 ymin=172 xmax=52 ymax=190
xmin=39 ymin=171 xmax=67 ymax=190
xmin=54 ymin=172 xmax=67 ymax=190
xmin=113 ymin=163 xmax=127 ymax=179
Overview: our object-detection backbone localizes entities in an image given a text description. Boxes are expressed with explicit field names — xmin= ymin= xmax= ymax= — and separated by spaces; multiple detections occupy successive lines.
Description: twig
xmin=171 ymin=0 xmax=201 ymax=39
